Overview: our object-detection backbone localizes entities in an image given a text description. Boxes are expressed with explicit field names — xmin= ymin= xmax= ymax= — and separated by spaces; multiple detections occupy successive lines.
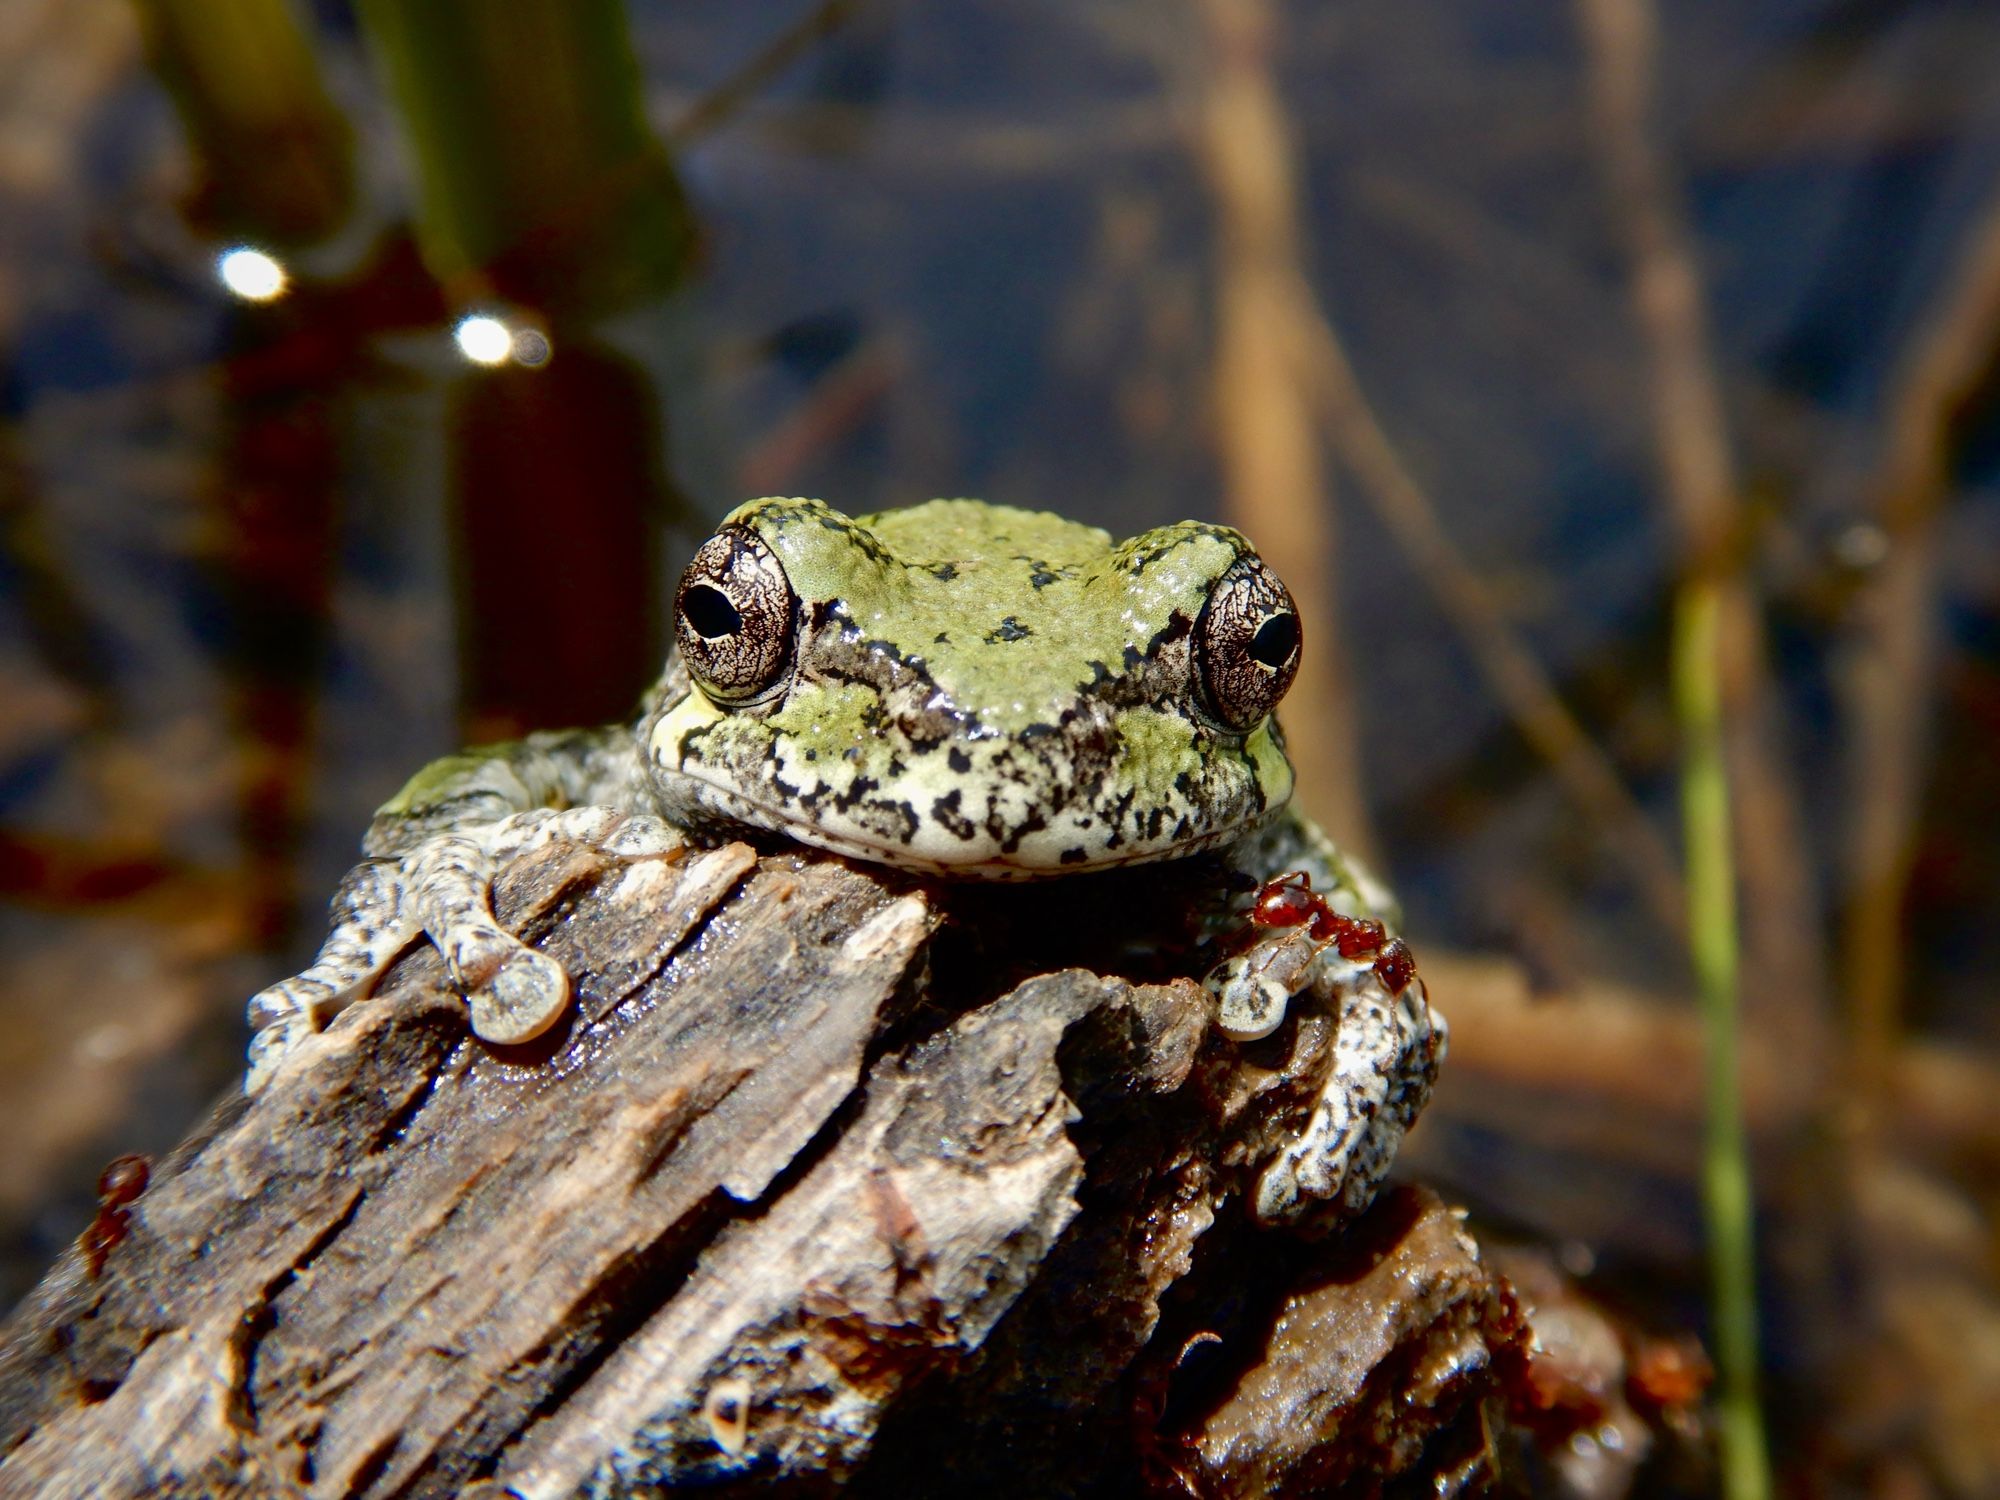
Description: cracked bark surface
xmin=0 ymin=837 xmax=1599 ymax=1498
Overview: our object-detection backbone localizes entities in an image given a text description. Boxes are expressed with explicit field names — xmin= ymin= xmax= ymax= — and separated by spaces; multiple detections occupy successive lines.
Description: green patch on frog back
xmin=730 ymin=497 xmax=1250 ymax=735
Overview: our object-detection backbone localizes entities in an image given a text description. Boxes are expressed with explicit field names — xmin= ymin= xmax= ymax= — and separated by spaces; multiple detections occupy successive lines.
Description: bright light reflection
xmin=454 ymin=314 xmax=515 ymax=366
xmin=216 ymin=246 xmax=288 ymax=302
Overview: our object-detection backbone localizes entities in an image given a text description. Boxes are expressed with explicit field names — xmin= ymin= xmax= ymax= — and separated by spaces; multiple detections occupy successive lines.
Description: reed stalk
xmin=1673 ymin=579 xmax=1772 ymax=1500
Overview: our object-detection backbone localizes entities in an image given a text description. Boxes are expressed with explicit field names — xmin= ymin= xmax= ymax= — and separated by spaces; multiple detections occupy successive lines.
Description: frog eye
xmin=1195 ymin=555 xmax=1302 ymax=732
xmin=675 ymin=526 xmax=798 ymax=707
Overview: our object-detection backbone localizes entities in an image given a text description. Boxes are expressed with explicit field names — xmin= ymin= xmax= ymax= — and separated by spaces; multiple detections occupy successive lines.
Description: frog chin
xmin=650 ymin=687 xmax=1292 ymax=878
xmin=658 ymin=769 xmax=1264 ymax=881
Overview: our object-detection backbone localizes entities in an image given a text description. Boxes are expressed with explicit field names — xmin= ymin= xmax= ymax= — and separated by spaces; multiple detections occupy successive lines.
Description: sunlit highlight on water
xmin=452 ymin=314 xmax=553 ymax=368
xmin=454 ymin=314 xmax=514 ymax=365
xmin=216 ymin=246 xmax=288 ymax=302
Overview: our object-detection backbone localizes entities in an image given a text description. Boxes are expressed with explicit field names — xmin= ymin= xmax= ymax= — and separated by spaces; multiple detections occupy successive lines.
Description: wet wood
xmin=0 ymin=838 xmax=1611 ymax=1498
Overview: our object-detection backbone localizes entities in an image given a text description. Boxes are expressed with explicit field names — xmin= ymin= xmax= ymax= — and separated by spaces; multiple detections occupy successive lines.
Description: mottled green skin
xmin=644 ymin=498 xmax=1295 ymax=876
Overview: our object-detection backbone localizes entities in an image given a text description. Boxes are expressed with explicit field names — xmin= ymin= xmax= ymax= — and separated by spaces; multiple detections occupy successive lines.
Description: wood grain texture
xmin=0 ymin=837 xmax=1549 ymax=1498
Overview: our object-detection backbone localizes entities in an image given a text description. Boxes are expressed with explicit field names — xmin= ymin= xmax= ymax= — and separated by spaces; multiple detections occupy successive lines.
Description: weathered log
xmin=0 ymin=836 xmax=1652 ymax=1497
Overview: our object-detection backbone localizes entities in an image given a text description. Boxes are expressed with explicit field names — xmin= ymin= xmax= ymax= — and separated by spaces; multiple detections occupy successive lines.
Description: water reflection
xmin=449 ymin=313 xmax=552 ymax=370
xmin=451 ymin=313 xmax=516 ymax=367
xmin=447 ymin=336 xmax=669 ymax=739
xmin=214 ymin=246 xmax=288 ymax=303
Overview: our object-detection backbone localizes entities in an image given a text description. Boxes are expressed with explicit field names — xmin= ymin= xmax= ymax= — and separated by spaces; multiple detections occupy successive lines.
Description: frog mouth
xmin=667 ymin=773 xmax=1257 ymax=880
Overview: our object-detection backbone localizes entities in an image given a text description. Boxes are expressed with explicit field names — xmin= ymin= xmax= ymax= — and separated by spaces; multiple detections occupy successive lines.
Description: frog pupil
xmin=1250 ymin=613 xmax=1299 ymax=669
xmin=684 ymin=584 xmax=743 ymax=640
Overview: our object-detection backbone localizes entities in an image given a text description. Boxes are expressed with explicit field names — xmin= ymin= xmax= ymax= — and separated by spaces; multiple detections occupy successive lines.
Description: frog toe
xmin=601 ymin=812 xmax=683 ymax=858
xmin=1211 ymin=959 xmax=1290 ymax=1041
xmin=242 ymin=859 xmax=419 ymax=1089
xmin=467 ymin=946 xmax=570 ymax=1045
xmin=244 ymin=1014 xmax=310 ymax=1095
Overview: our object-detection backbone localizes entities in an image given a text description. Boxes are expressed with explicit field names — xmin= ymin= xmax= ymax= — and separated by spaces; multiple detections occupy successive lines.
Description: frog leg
xmin=244 ymin=728 xmax=682 ymax=1093
xmin=1252 ymin=967 xmax=1447 ymax=1225
xmin=358 ymin=726 xmax=656 ymax=857
xmin=245 ymin=858 xmax=418 ymax=1092
xmin=403 ymin=806 xmax=679 ymax=1046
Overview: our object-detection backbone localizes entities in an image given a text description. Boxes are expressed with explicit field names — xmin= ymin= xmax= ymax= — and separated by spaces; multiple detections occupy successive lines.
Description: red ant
xmin=80 ymin=1154 xmax=149 ymax=1278
xmin=1248 ymin=871 xmax=1417 ymax=996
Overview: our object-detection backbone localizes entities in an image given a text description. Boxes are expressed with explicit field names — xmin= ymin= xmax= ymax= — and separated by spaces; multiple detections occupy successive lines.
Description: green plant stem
xmin=1672 ymin=579 xmax=1772 ymax=1500
xmin=132 ymin=0 xmax=355 ymax=245
xmin=354 ymin=0 xmax=694 ymax=317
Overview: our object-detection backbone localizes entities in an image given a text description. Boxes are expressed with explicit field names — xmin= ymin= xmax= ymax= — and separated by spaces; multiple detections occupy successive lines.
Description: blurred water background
xmin=1 ymin=1 xmax=1997 ymax=1492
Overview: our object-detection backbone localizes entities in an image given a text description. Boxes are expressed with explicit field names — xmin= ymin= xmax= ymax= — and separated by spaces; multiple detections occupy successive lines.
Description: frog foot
xmin=1205 ymin=869 xmax=1447 ymax=1227
xmin=244 ymin=807 xmax=683 ymax=1094
xmin=1253 ymin=972 xmax=1446 ymax=1226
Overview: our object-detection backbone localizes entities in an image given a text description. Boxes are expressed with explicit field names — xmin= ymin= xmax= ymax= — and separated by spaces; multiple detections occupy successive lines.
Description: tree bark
xmin=0 ymin=837 xmax=1615 ymax=1498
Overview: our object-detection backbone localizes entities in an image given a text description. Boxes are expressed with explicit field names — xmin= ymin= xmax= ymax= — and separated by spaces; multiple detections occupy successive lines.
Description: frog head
xmin=646 ymin=497 xmax=1301 ymax=877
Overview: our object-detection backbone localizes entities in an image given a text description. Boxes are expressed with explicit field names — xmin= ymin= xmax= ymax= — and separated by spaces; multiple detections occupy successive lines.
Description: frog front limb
xmin=1205 ymin=858 xmax=1447 ymax=1226
xmin=244 ymin=728 xmax=681 ymax=1093
xmin=1252 ymin=968 xmax=1444 ymax=1224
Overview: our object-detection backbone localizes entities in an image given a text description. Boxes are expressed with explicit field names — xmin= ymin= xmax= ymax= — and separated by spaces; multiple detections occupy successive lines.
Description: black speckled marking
xmin=984 ymin=616 xmax=1033 ymax=643
xmin=931 ymin=790 xmax=977 ymax=841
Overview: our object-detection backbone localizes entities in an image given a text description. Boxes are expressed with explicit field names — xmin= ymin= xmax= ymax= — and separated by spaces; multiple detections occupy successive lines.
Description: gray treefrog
xmin=245 ymin=497 xmax=1444 ymax=1224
